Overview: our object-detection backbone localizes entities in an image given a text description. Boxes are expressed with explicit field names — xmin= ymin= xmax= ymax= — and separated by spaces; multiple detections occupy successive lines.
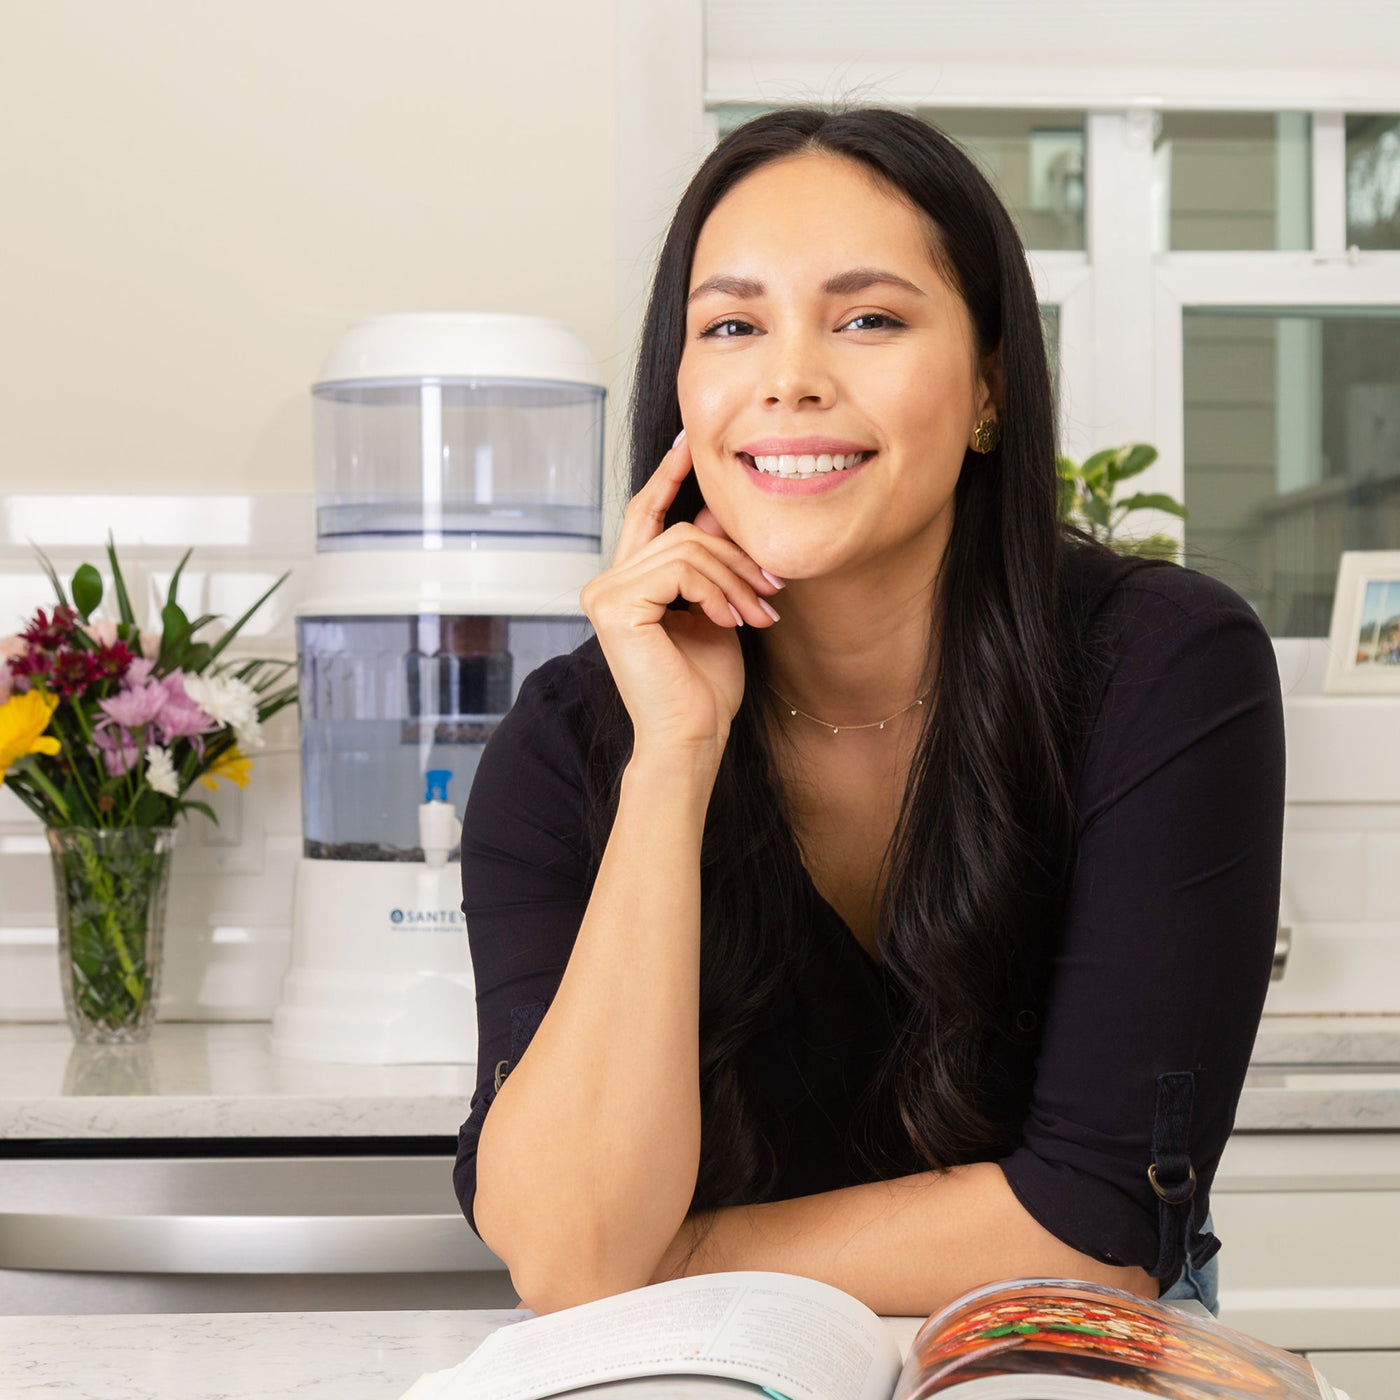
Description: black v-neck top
xmin=452 ymin=541 xmax=1286 ymax=1284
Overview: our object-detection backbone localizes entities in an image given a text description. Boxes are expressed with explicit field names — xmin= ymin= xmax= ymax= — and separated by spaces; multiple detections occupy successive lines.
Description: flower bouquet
xmin=0 ymin=537 xmax=296 ymax=1043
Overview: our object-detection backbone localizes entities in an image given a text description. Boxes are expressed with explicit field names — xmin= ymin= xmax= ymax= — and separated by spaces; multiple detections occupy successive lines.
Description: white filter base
xmin=271 ymin=858 xmax=477 ymax=1065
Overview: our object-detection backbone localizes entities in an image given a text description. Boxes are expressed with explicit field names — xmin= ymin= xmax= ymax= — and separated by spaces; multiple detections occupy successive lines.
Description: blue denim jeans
xmin=1158 ymin=1209 xmax=1219 ymax=1316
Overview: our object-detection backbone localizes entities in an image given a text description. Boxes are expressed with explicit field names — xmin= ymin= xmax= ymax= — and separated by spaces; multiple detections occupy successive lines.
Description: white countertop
xmin=0 ymin=1022 xmax=474 ymax=1140
xmin=0 ymin=1307 xmax=930 ymax=1399
xmin=1 ymin=1017 xmax=1399 ymax=1141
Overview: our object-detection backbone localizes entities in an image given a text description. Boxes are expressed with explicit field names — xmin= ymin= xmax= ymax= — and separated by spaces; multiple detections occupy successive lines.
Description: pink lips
xmin=737 ymin=436 xmax=874 ymax=455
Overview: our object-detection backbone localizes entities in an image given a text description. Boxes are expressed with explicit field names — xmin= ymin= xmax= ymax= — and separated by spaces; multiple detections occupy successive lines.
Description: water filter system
xmin=270 ymin=314 xmax=600 ymax=1064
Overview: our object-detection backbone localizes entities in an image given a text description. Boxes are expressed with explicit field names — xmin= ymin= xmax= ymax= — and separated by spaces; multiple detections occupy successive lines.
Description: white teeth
xmin=749 ymin=451 xmax=869 ymax=478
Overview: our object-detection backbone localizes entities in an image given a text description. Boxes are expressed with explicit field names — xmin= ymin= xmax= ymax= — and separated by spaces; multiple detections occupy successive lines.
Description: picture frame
xmin=1324 ymin=550 xmax=1400 ymax=694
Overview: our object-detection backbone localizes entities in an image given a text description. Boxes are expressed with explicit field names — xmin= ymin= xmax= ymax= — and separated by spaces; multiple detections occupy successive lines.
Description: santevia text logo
xmin=388 ymin=907 xmax=466 ymax=929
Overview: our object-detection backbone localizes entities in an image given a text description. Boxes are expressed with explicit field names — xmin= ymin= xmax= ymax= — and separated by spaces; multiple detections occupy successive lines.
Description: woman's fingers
xmin=585 ymin=537 xmax=779 ymax=632
xmin=624 ymin=524 xmax=780 ymax=615
xmin=695 ymin=507 xmax=785 ymax=591
xmin=614 ymin=430 xmax=693 ymax=566
xmin=693 ymin=505 xmax=727 ymax=539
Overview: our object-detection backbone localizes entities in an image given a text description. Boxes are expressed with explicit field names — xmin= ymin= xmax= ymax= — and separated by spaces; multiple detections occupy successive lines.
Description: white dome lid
xmin=315 ymin=313 xmax=603 ymax=388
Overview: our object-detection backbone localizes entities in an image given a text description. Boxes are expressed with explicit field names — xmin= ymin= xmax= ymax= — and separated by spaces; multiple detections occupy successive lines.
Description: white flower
xmin=145 ymin=745 xmax=180 ymax=798
xmin=183 ymin=673 xmax=266 ymax=752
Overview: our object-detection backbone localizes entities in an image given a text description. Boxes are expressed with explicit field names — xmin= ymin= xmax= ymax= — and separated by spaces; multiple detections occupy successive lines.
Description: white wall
xmin=0 ymin=1 xmax=627 ymax=496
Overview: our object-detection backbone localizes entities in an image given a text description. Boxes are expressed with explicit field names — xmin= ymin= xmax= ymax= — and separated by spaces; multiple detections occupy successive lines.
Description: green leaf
xmin=105 ymin=532 xmax=137 ymax=627
xmin=71 ymin=563 xmax=104 ymax=621
xmin=1082 ymin=495 xmax=1112 ymax=528
xmin=178 ymin=798 xmax=219 ymax=825
xmin=31 ymin=544 xmax=71 ymax=608
xmin=1056 ymin=454 xmax=1081 ymax=482
xmin=1117 ymin=533 xmax=1181 ymax=561
xmin=1080 ymin=448 xmax=1117 ymax=487
xmin=1117 ymin=491 xmax=1188 ymax=519
xmin=161 ymin=602 xmax=191 ymax=644
xmin=182 ymin=613 xmax=220 ymax=638
xmin=1107 ymin=443 xmax=1158 ymax=483
xmin=166 ymin=547 xmax=194 ymax=612
xmin=159 ymin=602 xmax=192 ymax=670
xmin=182 ymin=642 xmax=213 ymax=672
xmin=203 ymin=571 xmax=290 ymax=666
xmin=255 ymin=683 xmax=299 ymax=722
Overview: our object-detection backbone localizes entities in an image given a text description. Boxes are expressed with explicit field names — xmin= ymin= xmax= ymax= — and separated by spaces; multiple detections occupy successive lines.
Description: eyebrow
xmin=686 ymin=267 xmax=929 ymax=305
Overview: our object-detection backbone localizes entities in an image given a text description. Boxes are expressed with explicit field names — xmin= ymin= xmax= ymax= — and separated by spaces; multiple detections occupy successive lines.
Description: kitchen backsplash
xmin=1 ymin=495 xmax=1397 ymax=1020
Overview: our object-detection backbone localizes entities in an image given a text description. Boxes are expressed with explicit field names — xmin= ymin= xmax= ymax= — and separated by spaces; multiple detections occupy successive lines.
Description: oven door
xmin=0 ymin=1150 xmax=514 ymax=1314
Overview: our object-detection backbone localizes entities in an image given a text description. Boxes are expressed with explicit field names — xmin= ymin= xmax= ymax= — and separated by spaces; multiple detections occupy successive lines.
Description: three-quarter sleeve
xmin=997 ymin=568 xmax=1285 ymax=1285
xmin=453 ymin=650 xmax=599 ymax=1238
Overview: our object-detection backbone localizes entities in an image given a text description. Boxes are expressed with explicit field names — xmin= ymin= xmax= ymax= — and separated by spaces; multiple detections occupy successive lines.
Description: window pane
xmin=1346 ymin=114 xmax=1400 ymax=250
xmin=917 ymin=109 xmax=1085 ymax=251
xmin=1155 ymin=113 xmax=1311 ymax=252
xmin=1182 ymin=309 xmax=1400 ymax=635
xmin=713 ymin=103 xmax=776 ymax=139
xmin=1040 ymin=304 xmax=1061 ymax=421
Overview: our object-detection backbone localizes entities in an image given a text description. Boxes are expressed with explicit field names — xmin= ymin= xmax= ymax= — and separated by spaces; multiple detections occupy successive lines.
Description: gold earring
xmin=971 ymin=418 xmax=1001 ymax=454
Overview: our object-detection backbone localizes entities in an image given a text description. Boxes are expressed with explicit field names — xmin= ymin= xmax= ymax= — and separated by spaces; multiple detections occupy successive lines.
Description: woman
xmin=453 ymin=107 xmax=1285 ymax=1320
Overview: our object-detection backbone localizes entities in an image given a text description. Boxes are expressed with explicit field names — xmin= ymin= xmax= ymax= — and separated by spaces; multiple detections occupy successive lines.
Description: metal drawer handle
xmin=0 ymin=1212 xmax=504 ymax=1275
xmin=1272 ymin=924 xmax=1292 ymax=982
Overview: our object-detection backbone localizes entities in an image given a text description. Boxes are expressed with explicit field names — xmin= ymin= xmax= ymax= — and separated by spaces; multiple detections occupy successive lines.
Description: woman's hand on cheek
xmin=695 ymin=506 xmax=786 ymax=590
xmin=578 ymin=433 xmax=784 ymax=764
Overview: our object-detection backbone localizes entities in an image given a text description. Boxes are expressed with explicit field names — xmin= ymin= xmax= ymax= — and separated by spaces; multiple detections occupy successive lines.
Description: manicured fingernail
xmin=758 ymin=598 xmax=781 ymax=622
xmin=727 ymin=602 xmax=744 ymax=627
xmin=760 ymin=569 xmax=785 ymax=590
xmin=672 ymin=428 xmax=687 ymax=448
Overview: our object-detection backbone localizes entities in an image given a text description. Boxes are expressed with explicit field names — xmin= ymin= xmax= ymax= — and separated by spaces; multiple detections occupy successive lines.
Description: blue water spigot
xmin=424 ymin=768 xmax=452 ymax=803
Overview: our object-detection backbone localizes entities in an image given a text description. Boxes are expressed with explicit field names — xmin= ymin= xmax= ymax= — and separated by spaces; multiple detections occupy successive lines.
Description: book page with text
xmin=418 ymin=1271 xmax=903 ymax=1400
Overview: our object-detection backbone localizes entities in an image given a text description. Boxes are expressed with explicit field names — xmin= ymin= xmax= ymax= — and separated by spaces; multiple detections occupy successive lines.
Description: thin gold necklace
xmin=766 ymin=681 xmax=932 ymax=734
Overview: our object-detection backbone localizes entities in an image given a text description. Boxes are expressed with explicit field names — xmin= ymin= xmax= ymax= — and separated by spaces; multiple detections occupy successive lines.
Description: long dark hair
xmin=586 ymin=106 xmax=1119 ymax=1209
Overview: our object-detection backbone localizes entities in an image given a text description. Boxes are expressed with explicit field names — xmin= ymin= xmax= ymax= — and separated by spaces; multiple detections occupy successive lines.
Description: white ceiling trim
xmin=705 ymin=59 xmax=1400 ymax=113
xmin=705 ymin=0 xmax=1400 ymax=69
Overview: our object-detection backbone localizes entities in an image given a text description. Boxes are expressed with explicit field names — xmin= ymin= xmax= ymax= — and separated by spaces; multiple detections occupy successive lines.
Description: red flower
xmin=90 ymin=640 xmax=136 ymax=685
xmin=20 ymin=606 xmax=78 ymax=652
xmin=46 ymin=648 xmax=102 ymax=698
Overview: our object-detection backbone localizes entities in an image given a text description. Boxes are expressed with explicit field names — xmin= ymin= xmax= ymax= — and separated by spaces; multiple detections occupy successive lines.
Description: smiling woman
xmin=454 ymin=108 xmax=1285 ymax=1324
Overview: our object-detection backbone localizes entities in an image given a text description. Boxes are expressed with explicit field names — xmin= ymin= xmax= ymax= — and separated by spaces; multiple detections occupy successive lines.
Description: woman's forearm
xmin=649 ymin=1162 xmax=1158 ymax=1316
xmin=473 ymin=744 xmax=719 ymax=1312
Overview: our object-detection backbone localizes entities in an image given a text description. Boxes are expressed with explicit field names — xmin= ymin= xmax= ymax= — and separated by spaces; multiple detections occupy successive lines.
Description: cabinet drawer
xmin=1213 ymin=1188 xmax=1400 ymax=1349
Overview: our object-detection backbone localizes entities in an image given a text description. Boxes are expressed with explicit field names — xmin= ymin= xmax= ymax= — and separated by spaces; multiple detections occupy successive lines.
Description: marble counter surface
xmin=0 ymin=1022 xmax=474 ymax=1140
xmin=2 ymin=1017 xmax=1399 ymax=1141
xmin=0 ymin=1306 xmax=929 ymax=1399
xmin=0 ymin=1307 xmax=515 ymax=1400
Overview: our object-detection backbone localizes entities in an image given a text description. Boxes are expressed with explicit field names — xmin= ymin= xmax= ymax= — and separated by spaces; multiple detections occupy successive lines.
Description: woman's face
xmin=677 ymin=152 xmax=998 ymax=583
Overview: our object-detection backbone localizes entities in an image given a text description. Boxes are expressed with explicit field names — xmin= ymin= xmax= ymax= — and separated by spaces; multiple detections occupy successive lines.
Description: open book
xmin=401 ymin=1271 xmax=1341 ymax=1400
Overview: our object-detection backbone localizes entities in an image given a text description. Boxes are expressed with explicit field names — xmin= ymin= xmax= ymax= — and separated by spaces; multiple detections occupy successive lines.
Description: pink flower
xmin=152 ymin=670 xmax=216 ymax=745
xmin=1 ymin=635 xmax=32 ymax=698
xmin=92 ymin=725 xmax=141 ymax=778
xmin=98 ymin=681 xmax=166 ymax=729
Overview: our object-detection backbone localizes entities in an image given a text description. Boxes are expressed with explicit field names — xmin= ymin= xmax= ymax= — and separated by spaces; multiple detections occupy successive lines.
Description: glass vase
xmin=47 ymin=826 xmax=176 ymax=1045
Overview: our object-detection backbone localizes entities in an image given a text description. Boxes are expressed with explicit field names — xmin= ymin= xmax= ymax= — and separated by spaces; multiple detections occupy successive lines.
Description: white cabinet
xmin=1213 ymin=1131 xmax=1400 ymax=1396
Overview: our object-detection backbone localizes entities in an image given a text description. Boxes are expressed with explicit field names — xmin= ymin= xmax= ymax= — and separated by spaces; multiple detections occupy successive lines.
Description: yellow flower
xmin=0 ymin=690 xmax=61 ymax=784
xmin=199 ymin=744 xmax=252 ymax=790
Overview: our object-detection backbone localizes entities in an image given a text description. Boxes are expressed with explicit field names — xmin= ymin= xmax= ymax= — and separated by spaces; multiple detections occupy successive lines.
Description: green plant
xmin=1056 ymin=444 xmax=1187 ymax=561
